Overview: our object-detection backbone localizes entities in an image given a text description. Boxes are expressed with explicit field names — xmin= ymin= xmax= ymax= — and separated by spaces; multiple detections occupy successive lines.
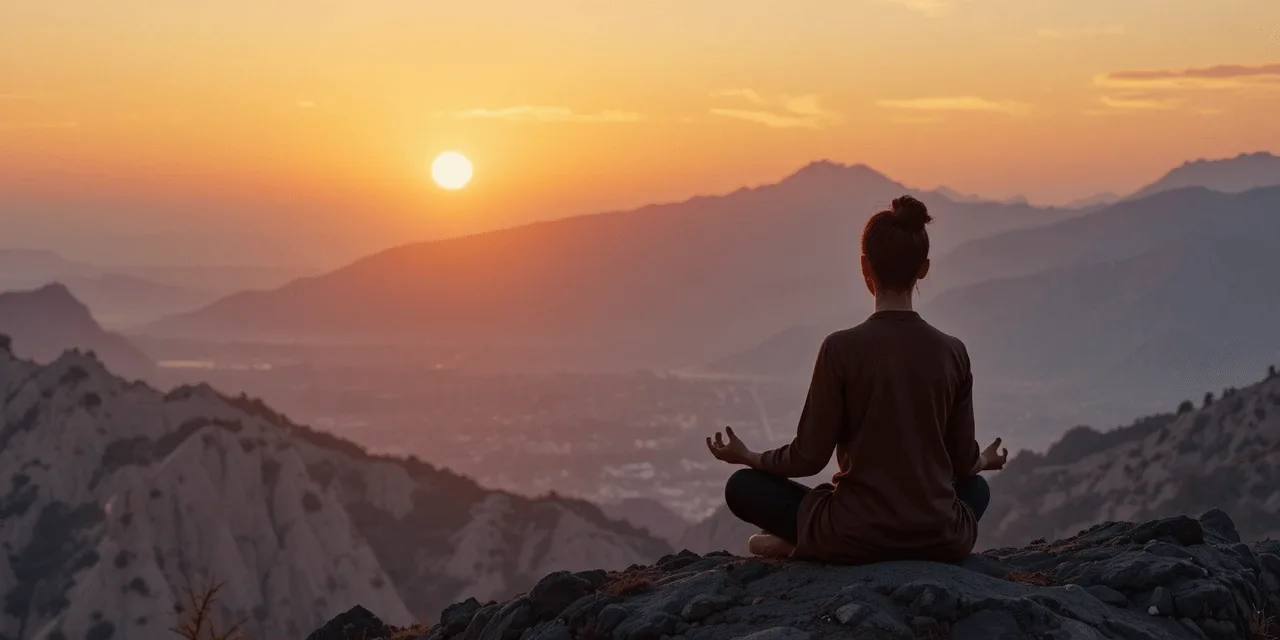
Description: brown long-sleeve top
xmin=757 ymin=310 xmax=982 ymax=564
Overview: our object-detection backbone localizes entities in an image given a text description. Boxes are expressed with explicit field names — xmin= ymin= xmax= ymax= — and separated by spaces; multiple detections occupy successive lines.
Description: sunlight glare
xmin=432 ymin=152 xmax=473 ymax=190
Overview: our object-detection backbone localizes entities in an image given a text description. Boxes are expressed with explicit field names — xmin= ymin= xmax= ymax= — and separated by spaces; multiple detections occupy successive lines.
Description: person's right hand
xmin=706 ymin=426 xmax=752 ymax=466
xmin=978 ymin=437 xmax=1008 ymax=471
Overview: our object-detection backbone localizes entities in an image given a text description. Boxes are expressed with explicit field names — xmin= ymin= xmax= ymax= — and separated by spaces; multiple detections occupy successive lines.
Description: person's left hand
xmin=706 ymin=426 xmax=751 ymax=466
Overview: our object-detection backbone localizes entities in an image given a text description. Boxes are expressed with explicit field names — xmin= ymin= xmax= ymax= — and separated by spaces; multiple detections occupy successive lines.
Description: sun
xmin=431 ymin=152 xmax=473 ymax=190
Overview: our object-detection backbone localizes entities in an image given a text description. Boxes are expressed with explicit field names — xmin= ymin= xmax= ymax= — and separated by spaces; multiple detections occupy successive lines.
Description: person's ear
xmin=917 ymin=258 xmax=931 ymax=282
xmin=860 ymin=255 xmax=876 ymax=296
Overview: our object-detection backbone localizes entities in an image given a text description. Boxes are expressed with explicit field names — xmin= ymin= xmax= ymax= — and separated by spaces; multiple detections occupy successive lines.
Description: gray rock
xmin=1196 ymin=618 xmax=1241 ymax=638
xmin=680 ymin=594 xmax=728 ymax=622
xmin=1146 ymin=586 xmax=1173 ymax=616
xmin=439 ymin=598 xmax=483 ymax=637
xmin=529 ymin=572 xmax=595 ymax=621
xmin=1200 ymin=509 xmax=1241 ymax=543
xmin=622 ymin=612 xmax=680 ymax=640
xmin=851 ymin=609 xmax=912 ymax=640
xmin=1083 ymin=585 xmax=1129 ymax=607
xmin=952 ymin=610 xmax=1024 ymax=640
xmin=558 ymin=593 xmax=618 ymax=628
xmin=523 ymin=622 xmax=571 ymax=640
xmin=462 ymin=604 xmax=502 ymax=640
xmin=833 ymin=602 xmax=869 ymax=626
xmin=1178 ymin=617 xmax=1209 ymax=640
xmin=479 ymin=597 xmax=533 ymax=640
xmin=596 ymin=605 xmax=629 ymax=633
xmin=890 ymin=579 xmax=957 ymax=620
xmin=1173 ymin=580 xmax=1234 ymax=619
xmin=733 ymin=627 xmax=811 ymax=640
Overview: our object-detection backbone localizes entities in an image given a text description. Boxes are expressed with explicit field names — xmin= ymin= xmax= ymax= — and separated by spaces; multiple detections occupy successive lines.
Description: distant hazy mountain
xmin=927 ymin=187 xmax=1280 ymax=386
xmin=0 ymin=249 xmax=95 ymax=281
xmin=0 ymin=345 xmax=668 ymax=640
xmin=932 ymin=186 xmax=1030 ymax=206
xmin=1130 ymin=151 xmax=1280 ymax=200
xmin=0 ymin=283 xmax=155 ymax=380
xmin=982 ymin=368 xmax=1280 ymax=549
xmin=676 ymin=505 xmax=757 ymax=556
xmin=0 ymin=250 xmax=307 ymax=327
xmin=152 ymin=161 xmax=1072 ymax=371
xmin=1062 ymin=191 xmax=1121 ymax=210
xmin=937 ymin=186 xmax=1277 ymax=290
xmin=598 ymin=498 xmax=693 ymax=544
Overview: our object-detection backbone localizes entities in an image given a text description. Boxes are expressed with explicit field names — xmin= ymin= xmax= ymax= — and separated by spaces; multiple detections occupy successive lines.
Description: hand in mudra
xmin=706 ymin=426 xmax=751 ymax=466
xmin=979 ymin=437 xmax=1008 ymax=471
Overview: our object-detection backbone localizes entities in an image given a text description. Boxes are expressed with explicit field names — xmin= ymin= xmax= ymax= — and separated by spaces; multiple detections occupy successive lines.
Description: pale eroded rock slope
xmin=0 ymin=342 xmax=669 ymax=640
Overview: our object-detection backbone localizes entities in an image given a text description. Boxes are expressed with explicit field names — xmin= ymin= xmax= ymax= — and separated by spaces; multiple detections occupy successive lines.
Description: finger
xmin=715 ymin=432 xmax=725 ymax=447
xmin=725 ymin=426 xmax=737 ymax=441
xmin=993 ymin=437 xmax=1002 ymax=449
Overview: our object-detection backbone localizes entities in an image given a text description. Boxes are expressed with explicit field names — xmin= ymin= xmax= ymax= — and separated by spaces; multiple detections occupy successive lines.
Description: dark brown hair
xmin=861 ymin=195 xmax=933 ymax=292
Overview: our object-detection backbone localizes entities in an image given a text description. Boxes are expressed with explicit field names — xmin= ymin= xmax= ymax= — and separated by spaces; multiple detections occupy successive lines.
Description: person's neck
xmin=873 ymin=291 xmax=915 ymax=313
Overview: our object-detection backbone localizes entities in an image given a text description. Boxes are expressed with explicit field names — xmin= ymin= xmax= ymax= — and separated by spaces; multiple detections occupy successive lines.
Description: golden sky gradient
xmin=3 ymin=0 xmax=1279 ymax=264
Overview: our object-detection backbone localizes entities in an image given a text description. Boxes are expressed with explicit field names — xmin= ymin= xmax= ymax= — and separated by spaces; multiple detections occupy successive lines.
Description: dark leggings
xmin=723 ymin=468 xmax=991 ymax=545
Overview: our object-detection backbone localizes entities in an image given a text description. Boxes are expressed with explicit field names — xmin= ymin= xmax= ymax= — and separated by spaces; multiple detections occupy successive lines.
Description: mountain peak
xmin=779 ymin=160 xmax=898 ymax=190
xmin=1132 ymin=149 xmax=1280 ymax=199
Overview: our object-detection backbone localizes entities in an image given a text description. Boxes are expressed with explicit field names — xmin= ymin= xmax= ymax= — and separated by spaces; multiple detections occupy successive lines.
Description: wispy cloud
xmin=709 ymin=90 xmax=841 ymax=129
xmin=296 ymin=100 xmax=316 ymax=109
xmin=878 ymin=96 xmax=1033 ymax=117
xmin=1098 ymin=95 xmax=1185 ymax=110
xmin=1097 ymin=63 xmax=1280 ymax=90
xmin=436 ymin=105 xmax=643 ymax=123
xmin=891 ymin=114 xmax=947 ymax=124
xmin=1038 ymin=25 xmax=1125 ymax=40
xmin=882 ymin=0 xmax=955 ymax=17
xmin=0 ymin=94 xmax=39 ymax=101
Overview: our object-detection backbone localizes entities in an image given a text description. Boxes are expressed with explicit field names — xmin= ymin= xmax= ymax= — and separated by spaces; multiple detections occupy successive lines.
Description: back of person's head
xmin=860 ymin=195 xmax=933 ymax=292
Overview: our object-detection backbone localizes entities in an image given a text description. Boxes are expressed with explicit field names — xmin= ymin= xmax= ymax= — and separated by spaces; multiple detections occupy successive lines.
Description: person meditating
xmin=706 ymin=195 xmax=1008 ymax=563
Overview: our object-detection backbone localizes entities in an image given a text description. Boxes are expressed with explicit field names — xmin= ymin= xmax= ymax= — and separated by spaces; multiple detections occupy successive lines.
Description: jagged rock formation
xmin=0 ymin=283 xmax=155 ymax=380
xmin=983 ymin=368 xmax=1280 ymax=550
xmin=0 ymin=345 xmax=669 ymax=640
xmin=313 ymin=510 xmax=1280 ymax=640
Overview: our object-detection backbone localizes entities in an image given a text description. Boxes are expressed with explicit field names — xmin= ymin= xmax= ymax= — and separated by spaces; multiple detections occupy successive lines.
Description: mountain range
xmin=148 ymin=161 xmax=1075 ymax=372
xmin=0 ymin=342 xmax=669 ymax=640
xmin=0 ymin=249 xmax=310 ymax=328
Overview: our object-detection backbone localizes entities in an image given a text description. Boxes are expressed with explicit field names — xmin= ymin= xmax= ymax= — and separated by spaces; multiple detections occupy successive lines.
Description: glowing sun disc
xmin=432 ymin=152 xmax=473 ymax=190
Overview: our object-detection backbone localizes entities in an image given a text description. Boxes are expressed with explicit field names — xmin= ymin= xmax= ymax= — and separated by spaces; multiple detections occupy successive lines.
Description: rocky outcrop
xmin=0 ymin=346 xmax=669 ymax=640
xmin=984 ymin=370 xmax=1280 ymax=550
xmin=317 ymin=510 xmax=1280 ymax=640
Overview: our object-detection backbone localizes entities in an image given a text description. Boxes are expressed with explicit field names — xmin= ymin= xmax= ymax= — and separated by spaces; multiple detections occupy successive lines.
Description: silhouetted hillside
xmin=150 ymin=162 xmax=1071 ymax=371
xmin=0 ymin=283 xmax=155 ymax=380
xmin=930 ymin=194 xmax=1280 ymax=390
xmin=1130 ymin=150 xmax=1280 ymax=200
xmin=936 ymin=186 xmax=1276 ymax=290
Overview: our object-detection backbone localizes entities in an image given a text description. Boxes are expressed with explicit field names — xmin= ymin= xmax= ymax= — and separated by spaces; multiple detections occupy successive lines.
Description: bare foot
xmin=747 ymin=533 xmax=795 ymax=558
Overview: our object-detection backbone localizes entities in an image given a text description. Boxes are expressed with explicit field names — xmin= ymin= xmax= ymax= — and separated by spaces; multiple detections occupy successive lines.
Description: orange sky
xmin=2 ymin=0 xmax=1279 ymax=266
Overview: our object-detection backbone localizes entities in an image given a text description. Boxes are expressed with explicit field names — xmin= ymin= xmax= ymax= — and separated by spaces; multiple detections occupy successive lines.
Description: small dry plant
xmin=391 ymin=622 xmax=432 ymax=639
xmin=1002 ymin=571 xmax=1055 ymax=587
xmin=1252 ymin=607 xmax=1278 ymax=640
xmin=171 ymin=579 xmax=247 ymax=640
xmin=601 ymin=571 xmax=655 ymax=597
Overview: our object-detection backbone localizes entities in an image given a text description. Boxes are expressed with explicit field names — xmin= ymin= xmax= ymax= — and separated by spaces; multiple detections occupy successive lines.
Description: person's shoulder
xmin=927 ymin=324 xmax=971 ymax=364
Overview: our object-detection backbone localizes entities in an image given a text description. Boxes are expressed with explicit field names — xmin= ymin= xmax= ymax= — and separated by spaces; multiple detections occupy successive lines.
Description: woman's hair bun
xmin=890 ymin=195 xmax=933 ymax=232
